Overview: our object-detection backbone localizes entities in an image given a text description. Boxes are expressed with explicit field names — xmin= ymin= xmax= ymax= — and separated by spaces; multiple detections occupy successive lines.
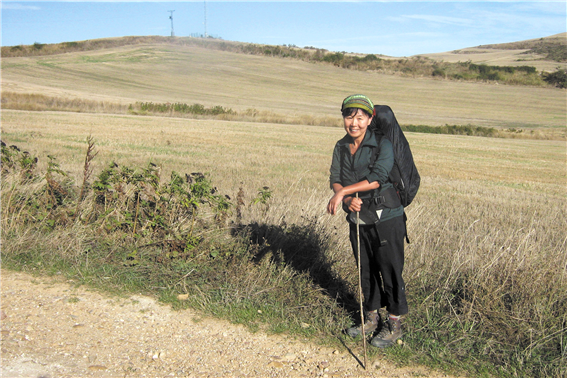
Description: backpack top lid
xmin=371 ymin=105 xmax=420 ymax=207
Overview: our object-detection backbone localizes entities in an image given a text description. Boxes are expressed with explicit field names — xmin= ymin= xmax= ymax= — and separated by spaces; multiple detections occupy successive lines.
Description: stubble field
xmin=2 ymin=43 xmax=566 ymax=131
xmin=2 ymin=106 xmax=566 ymax=376
xmin=1 ymin=40 xmax=566 ymax=377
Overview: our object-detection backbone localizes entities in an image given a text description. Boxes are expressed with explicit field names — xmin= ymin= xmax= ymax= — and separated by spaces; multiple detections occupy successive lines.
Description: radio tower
xmin=168 ymin=10 xmax=175 ymax=37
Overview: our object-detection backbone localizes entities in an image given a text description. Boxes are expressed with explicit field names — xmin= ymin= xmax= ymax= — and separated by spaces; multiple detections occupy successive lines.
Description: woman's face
xmin=343 ymin=108 xmax=372 ymax=140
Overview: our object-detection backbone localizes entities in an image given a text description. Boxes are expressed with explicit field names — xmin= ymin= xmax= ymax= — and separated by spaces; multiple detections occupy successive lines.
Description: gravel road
xmin=1 ymin=269 xmax=456 ymax=377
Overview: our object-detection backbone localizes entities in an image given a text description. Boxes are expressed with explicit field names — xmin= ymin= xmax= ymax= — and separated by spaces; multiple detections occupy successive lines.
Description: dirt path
xmin=1 ymin=269 xmax=456 ymax=377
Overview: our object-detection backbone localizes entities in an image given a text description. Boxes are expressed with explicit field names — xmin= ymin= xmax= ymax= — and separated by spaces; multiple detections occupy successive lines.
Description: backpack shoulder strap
xmin=368 ymin=132 xmax=382 ymax=170
xmin=369 ymin=132 xmax=400 ymax=187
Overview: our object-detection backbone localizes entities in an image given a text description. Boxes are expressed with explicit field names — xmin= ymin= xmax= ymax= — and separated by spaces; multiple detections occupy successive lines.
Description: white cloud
xmin=394 ymin=14 xmax=473 ymax=27
xmin=2 ymin=3 xmax=41 ymax=10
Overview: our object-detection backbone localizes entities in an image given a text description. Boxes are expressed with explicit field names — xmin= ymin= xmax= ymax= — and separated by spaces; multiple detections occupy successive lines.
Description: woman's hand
xmin=327 ymin=192 xmax=344 ymax=215
xmin=347 ymin=196 xmax=363 ymax=213
xmin=328 ymin=180 xmax=378 ymax=215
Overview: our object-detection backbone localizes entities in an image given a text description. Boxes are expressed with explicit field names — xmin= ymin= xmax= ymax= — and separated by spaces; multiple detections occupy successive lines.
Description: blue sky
xmin=2 ymin=1 xmax=566 ymax=57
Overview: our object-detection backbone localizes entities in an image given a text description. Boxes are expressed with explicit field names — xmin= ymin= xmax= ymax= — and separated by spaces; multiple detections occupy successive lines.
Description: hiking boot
xmin=370 ymin=316 xmax=402 ymax=348
xmin=346 ymin=310 xmax=379 ymax=338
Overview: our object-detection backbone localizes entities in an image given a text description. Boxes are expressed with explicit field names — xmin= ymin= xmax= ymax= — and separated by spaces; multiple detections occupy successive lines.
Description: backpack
xmin=370 ymin=105 xmax=420 ymax=207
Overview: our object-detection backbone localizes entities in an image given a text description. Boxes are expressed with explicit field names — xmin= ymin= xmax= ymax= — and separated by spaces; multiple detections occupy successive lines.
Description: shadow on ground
xmin=234 ymin=220 xmax=359 ymax=315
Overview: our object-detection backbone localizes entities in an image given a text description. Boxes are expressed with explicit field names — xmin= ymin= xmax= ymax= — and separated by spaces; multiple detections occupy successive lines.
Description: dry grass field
xmin=2 ymin=42 xmax=565 ymax=131
xmin=2 ymin=108 xmax=566 ymax=375
xmin=1 ymin=38 xmax=566 ymax=376
xmin=1 ymin=110 xmax=565 ymax=198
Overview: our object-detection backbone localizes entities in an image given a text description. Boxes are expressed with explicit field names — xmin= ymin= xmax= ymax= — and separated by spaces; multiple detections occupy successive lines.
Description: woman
xmin=327 ymin=94 xmax=407 ymax=348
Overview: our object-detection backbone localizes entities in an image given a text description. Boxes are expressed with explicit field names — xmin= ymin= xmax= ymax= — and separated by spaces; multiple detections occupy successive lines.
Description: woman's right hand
xmin=327 ymin=192 xmax=344 ymax=215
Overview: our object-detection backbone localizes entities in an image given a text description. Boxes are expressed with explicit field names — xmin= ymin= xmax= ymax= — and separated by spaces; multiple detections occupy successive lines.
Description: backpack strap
xmin=366 ymin=133 xmax=382 ymax=199
xmin=368 ymin=132 xmax=382 ymax=171
xmin=368 ymin=133 xmax=404 ymax=209
xmin=403 ymin=212 xmax=410 ymax=244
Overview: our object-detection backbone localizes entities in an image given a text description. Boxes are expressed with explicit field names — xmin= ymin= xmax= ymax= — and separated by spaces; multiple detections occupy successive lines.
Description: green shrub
xmin=135 ymin=102 xmax=234 ymax=116
xmin=543 ymin=68 xmax=567 ymax=88
xmin=322 ymin=52 xmax=345 ymax=65
xmin=432 ymin=67 xmax=445 ymax=77
xmin=402 ymin=124 xmax=498 ymax=137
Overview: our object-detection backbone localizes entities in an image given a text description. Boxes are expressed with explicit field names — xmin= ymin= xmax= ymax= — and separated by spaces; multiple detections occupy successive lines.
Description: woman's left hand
xmin=348 ymin=197 xmax=363 ymax=213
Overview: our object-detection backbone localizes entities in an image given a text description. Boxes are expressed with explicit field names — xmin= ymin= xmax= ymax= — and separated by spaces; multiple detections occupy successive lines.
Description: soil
xmin=1 ymin=269 xmax=457 ymax=377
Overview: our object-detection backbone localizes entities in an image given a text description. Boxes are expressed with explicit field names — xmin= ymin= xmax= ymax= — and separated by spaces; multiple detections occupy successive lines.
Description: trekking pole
xmin=355 ymin=192 xmax=368 ymax=370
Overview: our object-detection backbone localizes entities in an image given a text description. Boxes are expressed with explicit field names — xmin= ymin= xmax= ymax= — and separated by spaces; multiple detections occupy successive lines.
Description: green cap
xmin=341 ymin=94 xmax=375 ymax=116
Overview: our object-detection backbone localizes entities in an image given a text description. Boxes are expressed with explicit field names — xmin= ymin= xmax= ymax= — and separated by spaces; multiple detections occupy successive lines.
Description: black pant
xmin=349 ymin=215 xmax=408 ymax=316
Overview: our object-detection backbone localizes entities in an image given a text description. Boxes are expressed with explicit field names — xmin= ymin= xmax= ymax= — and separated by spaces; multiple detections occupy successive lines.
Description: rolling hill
xmin=1 ymin=35 xmax=565 ymax=130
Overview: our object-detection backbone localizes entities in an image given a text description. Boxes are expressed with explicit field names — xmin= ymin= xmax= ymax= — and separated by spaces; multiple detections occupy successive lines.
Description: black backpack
xmin=370 ymin=105 xmax=420 ymax=207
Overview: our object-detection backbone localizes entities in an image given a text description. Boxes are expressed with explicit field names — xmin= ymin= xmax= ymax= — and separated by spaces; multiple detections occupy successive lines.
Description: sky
xmin=1 ymin=1 xmax=566 ymax=57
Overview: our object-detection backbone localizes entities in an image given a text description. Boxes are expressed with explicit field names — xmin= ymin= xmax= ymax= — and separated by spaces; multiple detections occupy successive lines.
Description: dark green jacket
xmin=329 ymin=130 xmax=403 ymax=222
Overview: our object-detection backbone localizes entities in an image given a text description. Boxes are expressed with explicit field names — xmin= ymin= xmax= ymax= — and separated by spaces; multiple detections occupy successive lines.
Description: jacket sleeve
xmin=365 ymin=138 xmax=394 ymax=186
xmin=329 ymin=143 xmax=342 ymax=189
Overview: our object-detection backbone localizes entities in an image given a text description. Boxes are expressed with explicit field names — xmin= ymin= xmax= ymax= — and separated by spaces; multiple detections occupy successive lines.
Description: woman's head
xmin=341 ymin=94 xmax=375 ymax=118
xmin=341 ymin=94 xmax=374 ymax=140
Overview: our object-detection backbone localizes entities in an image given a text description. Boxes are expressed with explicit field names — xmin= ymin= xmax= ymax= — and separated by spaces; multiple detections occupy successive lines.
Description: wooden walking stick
xmin=356 ymin=192 xmax=368 ymax=369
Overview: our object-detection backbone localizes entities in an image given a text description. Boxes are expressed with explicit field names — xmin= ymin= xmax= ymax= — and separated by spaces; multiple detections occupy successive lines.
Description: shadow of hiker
xmin=233 ymin=220 xmax=359 ymax=315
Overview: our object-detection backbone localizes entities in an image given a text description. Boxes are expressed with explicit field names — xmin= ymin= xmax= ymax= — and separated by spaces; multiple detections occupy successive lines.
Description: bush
xmin=543 ymin=68 xmax=567 ymax=88
xmin=322 ymin=52 xmax=345 ymax=65
xmin=402 ymin=124 xmax=498 ymax=137
xmin=432 ymin=67 xmax=445 ymax=77
xmin=1 ymin=140 xmax=234 ymax=248
xmin=135 ymin=102 xmax=234 ymax=116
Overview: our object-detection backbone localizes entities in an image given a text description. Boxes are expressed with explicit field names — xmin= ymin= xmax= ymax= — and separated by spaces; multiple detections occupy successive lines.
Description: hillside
xmin=3 ymin=34 xmax=566 ymax=79
xmin=2 ymin=38 xmax=565 ymax=132
xmin=418 ymin=33 xmax=567 ymax=73
xmin=2 ymin=37 xmax=566 ymax=134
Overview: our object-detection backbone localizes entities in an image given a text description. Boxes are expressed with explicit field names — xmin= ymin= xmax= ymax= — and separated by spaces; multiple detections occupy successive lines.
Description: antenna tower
xmin=204 ymin=1 xmax=208 ymax=38
xmin=168 ymin=10 xmax=175 ymax=37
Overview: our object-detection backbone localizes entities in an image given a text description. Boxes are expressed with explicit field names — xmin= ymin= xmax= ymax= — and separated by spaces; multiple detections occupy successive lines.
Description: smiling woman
xmin=327 ymin=94 xmax=407 ymax=349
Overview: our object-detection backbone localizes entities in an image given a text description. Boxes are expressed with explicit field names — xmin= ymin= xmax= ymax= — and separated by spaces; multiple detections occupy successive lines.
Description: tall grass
xmin=404 ymin=180 xmax=566 ymax=376
xmin=1 ymin=92 xmax=129 ymax=114
xmin=2 ymin=112 xmax=565 ymax=377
